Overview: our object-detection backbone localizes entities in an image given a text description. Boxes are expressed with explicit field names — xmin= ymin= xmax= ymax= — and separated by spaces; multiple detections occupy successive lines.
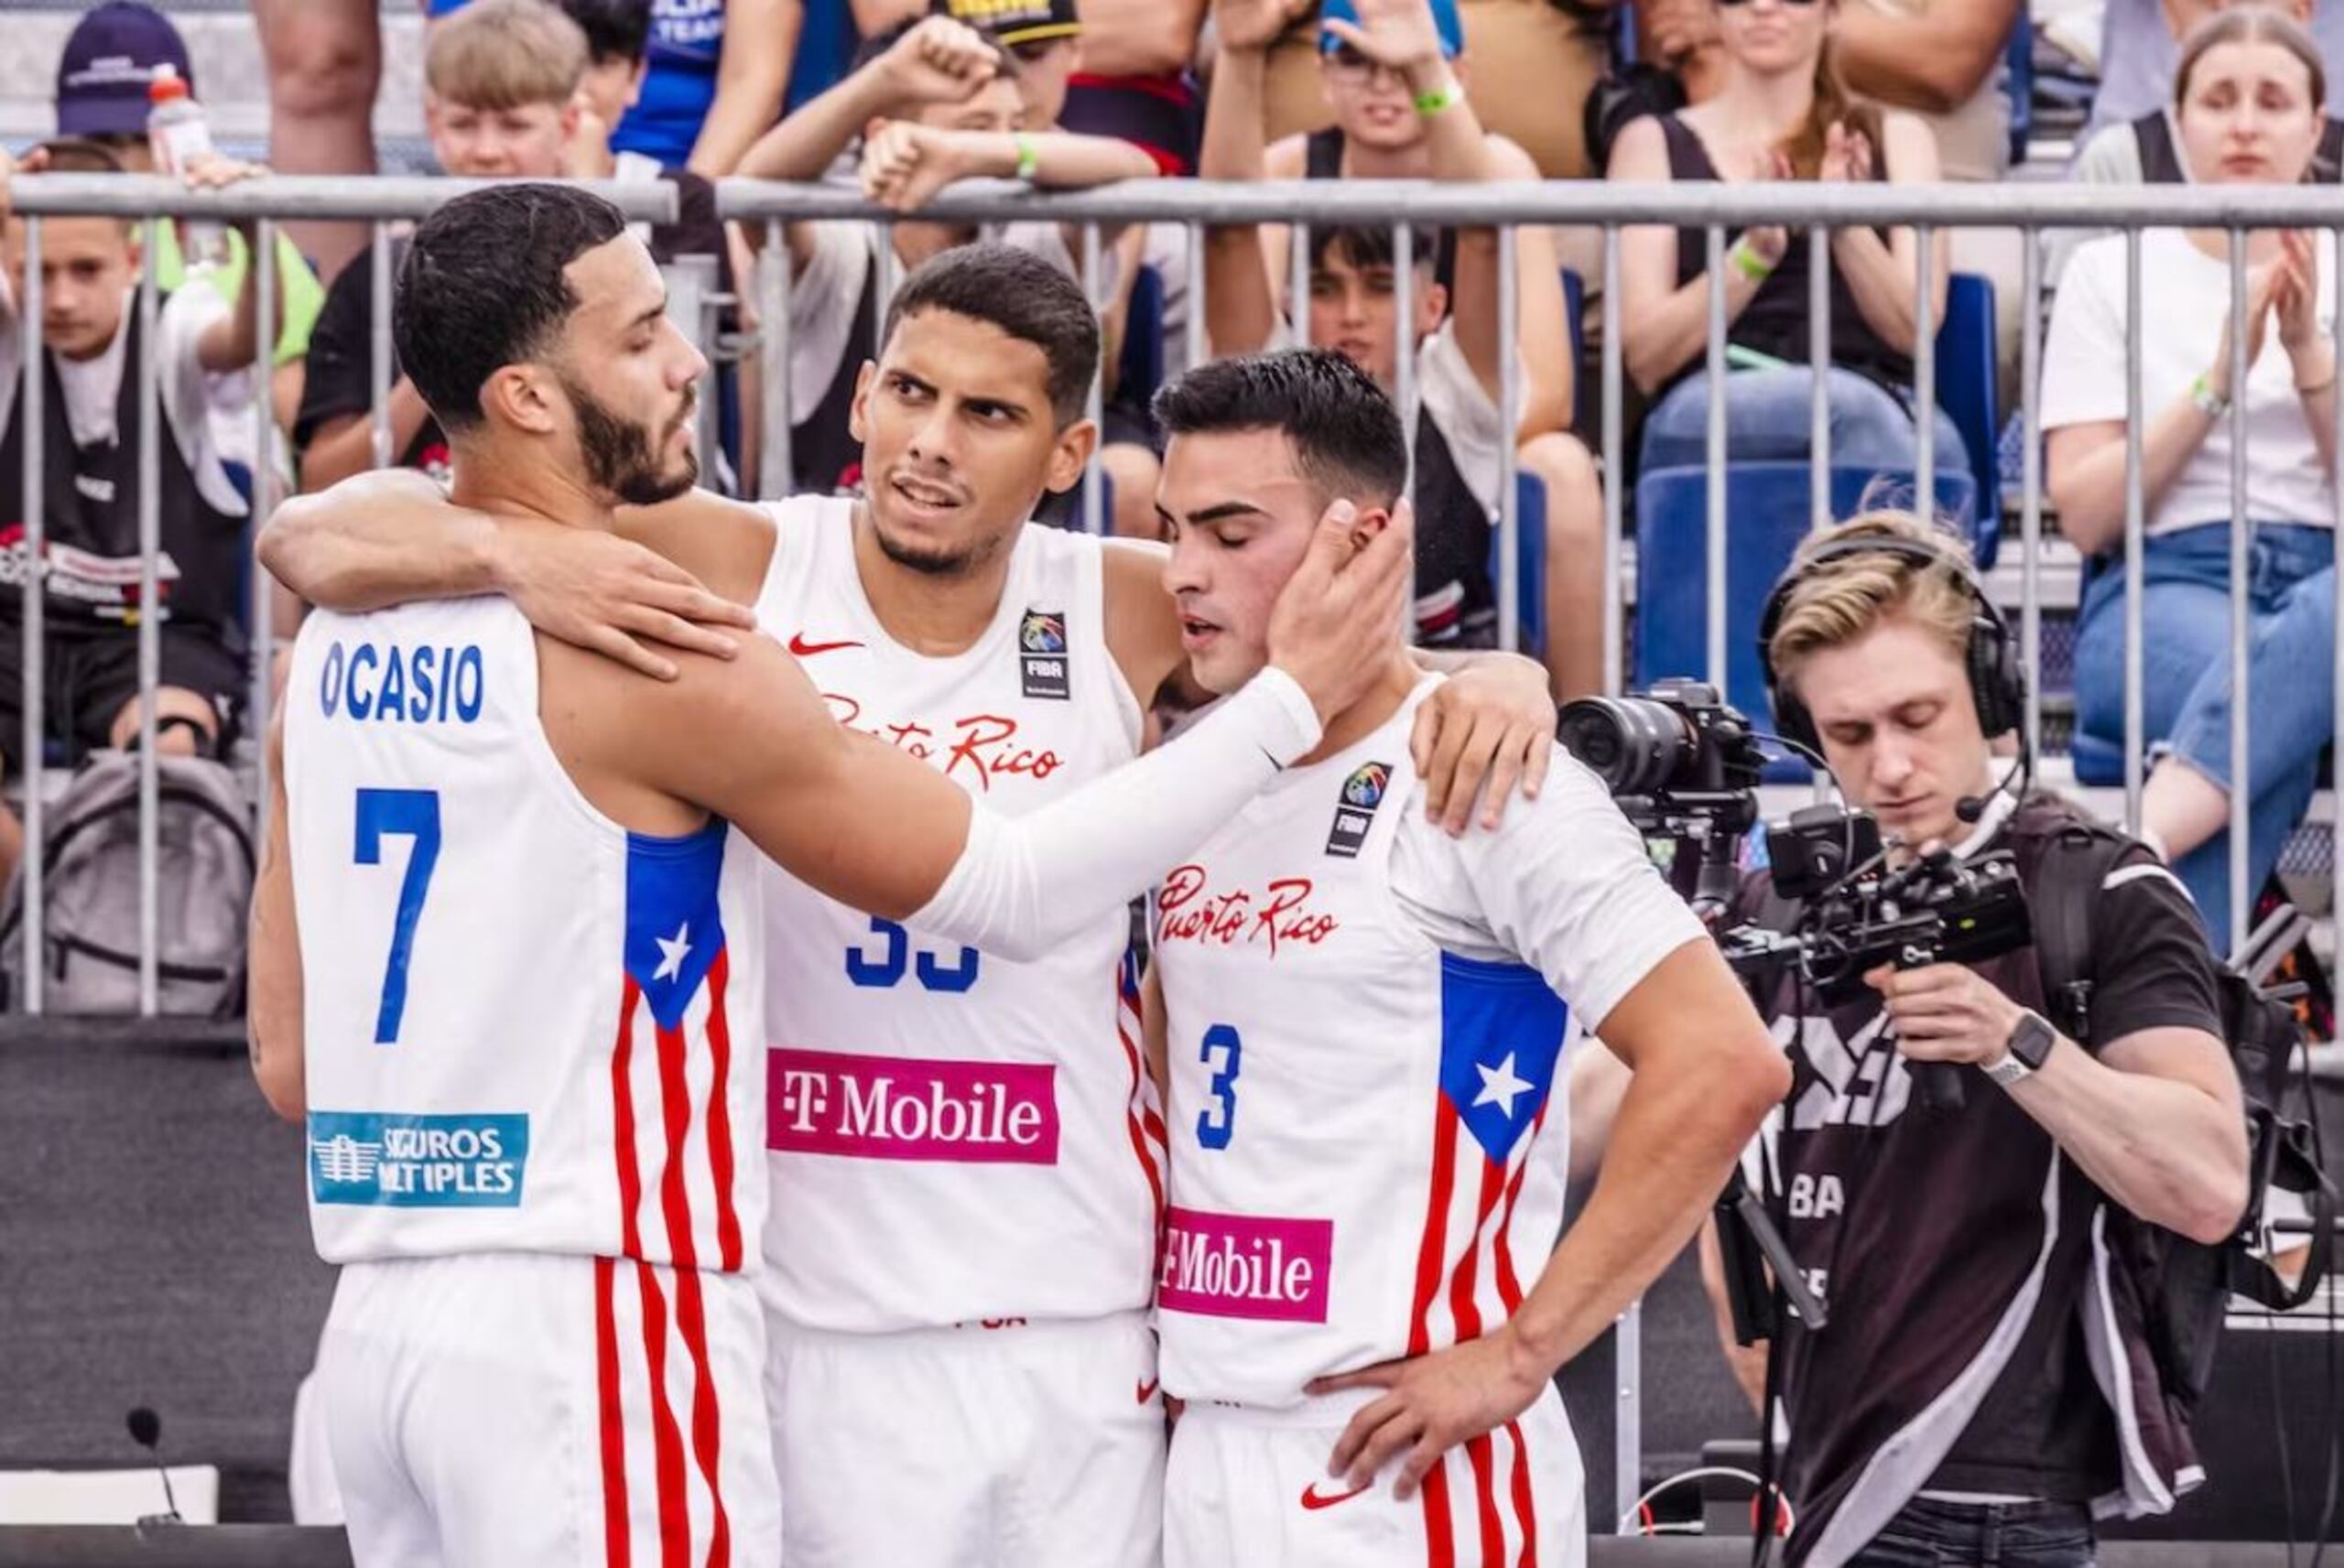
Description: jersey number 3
xmin=1196 ymin=1023 xmax=1242 ymax=1151
xmin=354 ymin=788 xmax=441 ymax=1044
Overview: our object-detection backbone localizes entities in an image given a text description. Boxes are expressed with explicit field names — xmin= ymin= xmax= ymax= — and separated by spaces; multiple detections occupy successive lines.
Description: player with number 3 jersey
xmin=1142 ymin=351 xmax=1789 ymax=1568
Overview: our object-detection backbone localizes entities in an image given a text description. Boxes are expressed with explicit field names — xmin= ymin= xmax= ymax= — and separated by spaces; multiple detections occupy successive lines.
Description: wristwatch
xmin=1983 ymin=1011 xmax=2056 ymax=1088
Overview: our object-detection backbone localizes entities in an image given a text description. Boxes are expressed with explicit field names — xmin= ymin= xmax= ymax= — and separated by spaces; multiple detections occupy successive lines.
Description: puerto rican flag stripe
xmin=1113 ymin=956 xmax=1168 ymax=1254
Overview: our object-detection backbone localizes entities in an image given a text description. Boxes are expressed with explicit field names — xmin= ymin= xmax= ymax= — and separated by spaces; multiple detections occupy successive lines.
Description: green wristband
xmin=1729 ymin=237 xmax=1776 ymax=283
xmin=1413 ymin=80 xmax=1464 ymax=117
xmin=1012 ymin=133 xmax=1039 ymax=182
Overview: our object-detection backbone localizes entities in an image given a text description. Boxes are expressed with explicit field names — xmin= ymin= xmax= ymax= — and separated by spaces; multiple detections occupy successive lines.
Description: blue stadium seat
xmin=1633 ymin=462 xmax=1980 ymax=777
xmin=1561 ymin=267 xmax=1586 ymax=371
xmin=1937 ymin=273 xmax=2002 ymax=566
xmin=1120 ymin=265 xmax=1167 ymax=413
xmin=2005 ymin=12 xmax=2035 ymax=167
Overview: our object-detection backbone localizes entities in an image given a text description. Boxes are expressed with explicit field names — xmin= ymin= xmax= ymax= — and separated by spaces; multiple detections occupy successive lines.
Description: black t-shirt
xmin=295 ymin=169 xmax=733 ymax=481
xmin=1734 ymin=794 xmax=2223 ymax=1563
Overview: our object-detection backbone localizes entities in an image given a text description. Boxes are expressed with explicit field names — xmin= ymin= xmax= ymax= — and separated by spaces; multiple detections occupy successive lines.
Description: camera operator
xmin=1723 ymin=512 xmax=2250 ymax=1568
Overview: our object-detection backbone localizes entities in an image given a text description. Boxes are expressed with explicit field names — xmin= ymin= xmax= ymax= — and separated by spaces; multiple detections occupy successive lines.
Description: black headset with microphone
xmin=1755 ymin=532 xmax=2030 ymax=824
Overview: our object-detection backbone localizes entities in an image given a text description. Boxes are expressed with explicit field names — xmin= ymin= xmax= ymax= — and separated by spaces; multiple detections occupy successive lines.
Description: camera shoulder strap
xmin=2021 ymin=818 xmax=2134 ymax=1045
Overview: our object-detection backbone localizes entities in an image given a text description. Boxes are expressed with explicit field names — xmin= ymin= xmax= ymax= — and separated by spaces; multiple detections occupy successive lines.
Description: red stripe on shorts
xmin=594 ymin=1256 xmax=630 ymax=1568
xmin=1506 ymin=1418 xmax=1538 ymax=1567
xmin=633 ymin=1261 xmax=690 ymax=1568
xmin=652 ymin=1019 xmax=726 ymax=1566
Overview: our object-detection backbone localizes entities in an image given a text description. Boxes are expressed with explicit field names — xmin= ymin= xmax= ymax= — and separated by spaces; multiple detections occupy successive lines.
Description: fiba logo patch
xmin=1018 ymin=609 xmax=1069 ymax=699
xmin=1325 ymin=761 xmax=1392 ymax=858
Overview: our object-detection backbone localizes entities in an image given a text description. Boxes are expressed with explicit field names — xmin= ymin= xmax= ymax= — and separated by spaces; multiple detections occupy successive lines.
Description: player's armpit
xmin=248 ymin=715 xmax=307 ymax=1123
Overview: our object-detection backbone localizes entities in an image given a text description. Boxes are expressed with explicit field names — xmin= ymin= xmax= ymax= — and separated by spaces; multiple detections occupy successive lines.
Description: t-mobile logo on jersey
xmin=766 ymin=1047 xmax=1060 ymax=1163
xmin=1156 ymin=1206 xmax=1334 ymax=1323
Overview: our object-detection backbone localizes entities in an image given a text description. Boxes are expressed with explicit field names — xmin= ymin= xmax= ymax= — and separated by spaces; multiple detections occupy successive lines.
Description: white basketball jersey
xmin=754 ymin=495 xmax=1158 ymax=1333
xmin=284 ymin=596 xmax=766 ymax=1271
xmin=1152 ymin=682 xmax=1576 ymax=1408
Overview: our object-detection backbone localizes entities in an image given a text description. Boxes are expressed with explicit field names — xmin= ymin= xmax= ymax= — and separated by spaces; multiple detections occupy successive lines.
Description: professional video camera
xmin=1557 ymin=679 xmax=1763 ymax=911
xmin=1562 ymin=681 xmax=2036 ymax=1113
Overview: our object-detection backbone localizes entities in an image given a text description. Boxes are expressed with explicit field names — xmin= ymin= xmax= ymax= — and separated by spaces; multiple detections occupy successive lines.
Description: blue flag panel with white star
xmin=624 ymin=820 xmax=729 ymax=1030
xmin=1436 ymin=955 xmax=1568 ymax=1166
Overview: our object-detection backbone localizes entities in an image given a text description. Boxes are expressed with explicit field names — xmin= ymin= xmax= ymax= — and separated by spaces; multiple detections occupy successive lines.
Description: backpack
xmin=0 ymin=750 xmax=255 ymax=1019
xmin=2024 ymin=815 xmax=2335 ymax=1417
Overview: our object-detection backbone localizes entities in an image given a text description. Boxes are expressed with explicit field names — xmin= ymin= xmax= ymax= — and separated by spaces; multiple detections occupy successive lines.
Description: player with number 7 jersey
xmin=249 ymin=198 xmax=1417 ymax=1568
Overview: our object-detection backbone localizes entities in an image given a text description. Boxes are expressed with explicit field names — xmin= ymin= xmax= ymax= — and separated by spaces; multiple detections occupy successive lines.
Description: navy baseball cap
xmin=56 ymin=2 xmax=193 ymax=138
xmin=1320 ymin=0 xmax=1463 ymax=60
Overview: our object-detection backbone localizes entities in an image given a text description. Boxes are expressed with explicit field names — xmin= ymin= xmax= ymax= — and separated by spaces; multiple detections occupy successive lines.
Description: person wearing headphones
xmin=1709 ymin=511 xmax=2248 ymax=1568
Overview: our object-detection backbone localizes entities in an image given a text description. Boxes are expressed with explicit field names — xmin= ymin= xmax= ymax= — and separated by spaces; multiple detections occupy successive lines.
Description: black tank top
xmin=1655 ymin=115 xmax=1911 ymax=395
xmin=1303 ymin=128 xmax=1459 ymax=294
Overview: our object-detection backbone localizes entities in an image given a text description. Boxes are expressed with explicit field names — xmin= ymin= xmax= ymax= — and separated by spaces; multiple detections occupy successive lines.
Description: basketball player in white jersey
xmin=1141 ymin=348 xmax=1791 ymax=1568
xmin=260 ymin=240 xmax=1557 ymax=1568
xmin=246 ymin=187 xmax=1408 ymax=1568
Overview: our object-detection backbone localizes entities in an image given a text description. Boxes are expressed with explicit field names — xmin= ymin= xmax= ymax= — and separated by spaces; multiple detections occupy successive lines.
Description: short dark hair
xmin=394 ymin=182 xmax=628 ymax=432
xmin=559 ymin=0 xmax=653 ymax=67
xmin=880 ymin=243 xmax=1101 ymax=427
xmin=1308 ymin=223 xmax=1438 ymax=276
xmin=1151 ymin=348 xmax=1407 ymax=509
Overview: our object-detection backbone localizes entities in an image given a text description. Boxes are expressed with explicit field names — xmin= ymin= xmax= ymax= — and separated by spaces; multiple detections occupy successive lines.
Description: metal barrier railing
xmin=721 ymin=175 xmax=2344 ymax=966
xmin=5 ymin=176 xmax=677 ymax=1020
xmin=12 ymin=171 xmax=2342 ymax=1523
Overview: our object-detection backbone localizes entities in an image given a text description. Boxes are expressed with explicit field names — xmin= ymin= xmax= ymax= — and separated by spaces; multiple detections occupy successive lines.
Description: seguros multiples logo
xmin=308 ymin=1110 xmax=529 ymax=1207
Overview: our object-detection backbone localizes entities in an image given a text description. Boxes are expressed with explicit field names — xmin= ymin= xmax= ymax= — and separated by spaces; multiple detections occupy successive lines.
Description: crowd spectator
xmin=51 ymin=2 xmax=325 ymax=438
xmin=2072 ymin=0 xmax=2343 ymax=194
xmin=737 ymin=15 xmax=1157 ymax=507
xmin=2086 ymin=0 xmax=2344 ymax=143
xmin=296 ymin=0 xmax=733 ymax=496
xmin=1204 ymin=0 xmax=1604 ymax=697
xmin=2046 ymin=7 xmax=2338 ymax=950
xmin=1251 ymin=0 xmax=1616 ymax=179
xmin=1610 ymin=0 xmax=1965 ymax=481
xmin=1055 ymin=0 xmax=1210 ymax=175
xmin=429 ymin=0 xmax=808 ymax=176
xmin=0 ymin=140 xmax=276 ymax=882
xmin=253 ymin=0 xmax=381 ymax=280
xmin=1643 ymin=0 xmax=2021 ymax=181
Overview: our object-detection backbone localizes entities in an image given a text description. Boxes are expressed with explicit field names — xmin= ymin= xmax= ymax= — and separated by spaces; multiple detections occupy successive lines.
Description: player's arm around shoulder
xmin=248 ymin=711 xmax=305 ymax=1123
xmin=620 ymin=628 xmax=981 ymax=919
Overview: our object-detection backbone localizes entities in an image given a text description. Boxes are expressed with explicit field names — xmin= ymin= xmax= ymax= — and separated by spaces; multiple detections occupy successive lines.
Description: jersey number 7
xmin=354 ymin=788 xmax=441 ymax=1044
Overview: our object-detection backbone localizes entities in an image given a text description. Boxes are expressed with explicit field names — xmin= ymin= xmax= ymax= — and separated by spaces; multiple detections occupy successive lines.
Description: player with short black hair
xmin=1142 ymin=347 xmax=1786 ymax=1567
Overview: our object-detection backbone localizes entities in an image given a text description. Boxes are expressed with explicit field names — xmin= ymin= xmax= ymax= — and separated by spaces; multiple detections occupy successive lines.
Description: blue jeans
xmin=1640 ymin=366 xmax=1970 ymax=479
xmin=2074 ymin=522 xmax=2336 ymax=949
xmin=1848 ymin=1497 xmax=2096 ymax=1568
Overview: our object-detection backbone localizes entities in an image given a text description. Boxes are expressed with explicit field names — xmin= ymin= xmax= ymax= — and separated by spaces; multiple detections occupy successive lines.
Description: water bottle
xmin=147 ymin=64 xmax=226 ymax=267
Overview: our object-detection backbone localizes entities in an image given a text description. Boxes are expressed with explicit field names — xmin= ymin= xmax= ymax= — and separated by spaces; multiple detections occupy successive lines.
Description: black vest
xmin=0 ymin=309 xmax=245 ymax=636
xmin=1656 ymin=115 xmax=1913 ymax=396
xmin=2132 ymin=109 xmax=2344 ymax=185
xmin=1410 ymin=405 xmax=1495 ymax=648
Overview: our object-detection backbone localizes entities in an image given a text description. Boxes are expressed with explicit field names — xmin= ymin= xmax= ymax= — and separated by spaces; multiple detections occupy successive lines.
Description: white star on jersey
xmin=654 ymin=923 xmax=691 ymax=982
xmin=1473 ymin=1053 xmax=1533 ymax=1117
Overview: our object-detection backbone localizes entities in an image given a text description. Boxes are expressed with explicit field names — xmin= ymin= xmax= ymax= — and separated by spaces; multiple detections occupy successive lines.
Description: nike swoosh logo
xmin=1298 ymin=1479 xmax=1373 ymax=1511
xmin=787 ymin=633 xmax=863 ymax=657
xmin=1134 ymin=1378 xmax=1160 ymax=1404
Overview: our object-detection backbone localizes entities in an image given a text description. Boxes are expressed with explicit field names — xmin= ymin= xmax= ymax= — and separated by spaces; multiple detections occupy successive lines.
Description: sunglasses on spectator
xmin=1324 ymin=45 xmax=1404 ymax=79
xmin=1009 ymin=38 xmax=1065 ymax=65
xmin=1716 ymin=0 xmax=1823 ymax=7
